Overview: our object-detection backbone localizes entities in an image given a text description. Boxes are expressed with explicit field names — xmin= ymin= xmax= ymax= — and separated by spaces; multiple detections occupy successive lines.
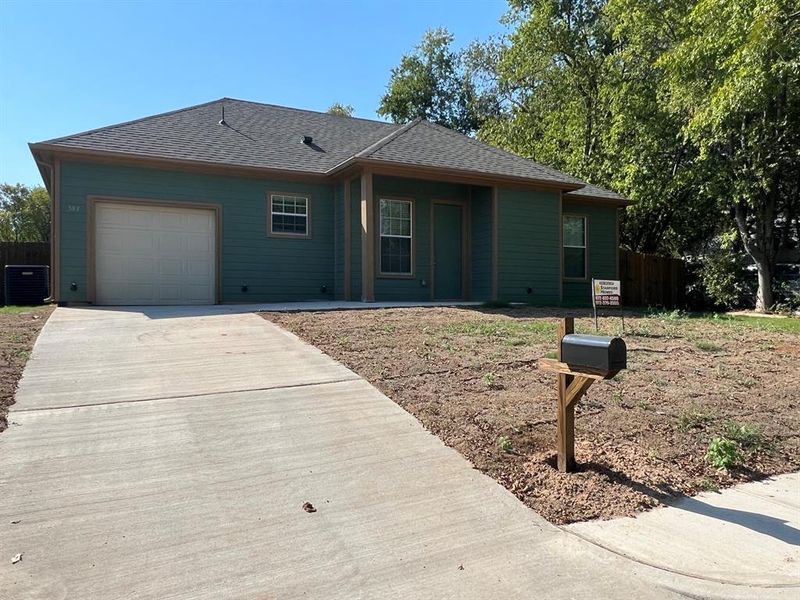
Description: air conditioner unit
xmin=4 ymin=265 xmax=50 ymax=306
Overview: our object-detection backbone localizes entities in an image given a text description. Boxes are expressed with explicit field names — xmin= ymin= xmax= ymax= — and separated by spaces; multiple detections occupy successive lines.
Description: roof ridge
xmin=220 ymin=97 xmax=399 ymax=128
xmin=421 ymin=121 xmax=587 ymax=187
xmin=354 ymin=118 xmax=423 ymax=158
xmin=36 ymin=97 xmax=399 ymax=146
xmin=37 ymin=98 xmax=227 ymax=145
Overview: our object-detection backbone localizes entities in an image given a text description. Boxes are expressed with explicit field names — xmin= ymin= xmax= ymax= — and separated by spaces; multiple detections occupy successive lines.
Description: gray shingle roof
xmin=564 ymin=182 xmax=626 ymax=201
xmin=356 ymin=119 xmax=587 ymax=187
xmin=34 ymin=97 xmax=626 ymax=201
xmin=39 ymin=98 xmax=399 ymax=174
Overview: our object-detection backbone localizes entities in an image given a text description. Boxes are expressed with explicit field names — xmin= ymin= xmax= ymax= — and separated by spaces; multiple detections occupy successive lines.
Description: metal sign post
xmin=592 ymin=279 xmax=624 ymax=332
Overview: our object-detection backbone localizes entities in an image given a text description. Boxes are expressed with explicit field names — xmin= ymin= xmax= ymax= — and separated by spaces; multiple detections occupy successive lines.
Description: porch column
xmin=491 ymin=186 xmax=499 ymax=300
xmin=360 ymin=171 xmax=375 ymax=302
xmin=343 ymin=178 xmax=351 ymax=301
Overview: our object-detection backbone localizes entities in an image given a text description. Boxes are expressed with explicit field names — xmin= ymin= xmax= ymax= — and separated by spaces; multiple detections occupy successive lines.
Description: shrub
xmin=705 ymin=437 xmax=742 ymax=469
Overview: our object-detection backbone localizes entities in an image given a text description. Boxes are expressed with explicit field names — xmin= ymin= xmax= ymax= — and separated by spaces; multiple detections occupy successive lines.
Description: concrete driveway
xmin=0 ymin=306 xmax=788 ymax=599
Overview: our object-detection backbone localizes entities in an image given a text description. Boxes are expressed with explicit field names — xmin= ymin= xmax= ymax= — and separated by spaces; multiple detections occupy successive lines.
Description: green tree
xmin=0 ymin=183 xmax=50 ymax=242
xmin=327 ymin=102 xmax=354 ymax=117
xmin=378 ymin=27 xmax=496 ymax=134
xmin=658 ymin=0 xmax=800 ymax=310
xmin=479 ymin=0 xmax=721 ymax=255
xmin=480 ymin=0 xmax=616 ymax=181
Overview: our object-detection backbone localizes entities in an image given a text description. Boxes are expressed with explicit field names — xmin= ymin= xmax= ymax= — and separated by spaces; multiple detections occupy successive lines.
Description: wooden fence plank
xmin=619 ymin=249 xmax=685 ymax=309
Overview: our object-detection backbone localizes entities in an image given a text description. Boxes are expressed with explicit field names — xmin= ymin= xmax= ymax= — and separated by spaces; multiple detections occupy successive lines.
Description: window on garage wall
xmin=269 ymin=193 xmax=310 ymax=238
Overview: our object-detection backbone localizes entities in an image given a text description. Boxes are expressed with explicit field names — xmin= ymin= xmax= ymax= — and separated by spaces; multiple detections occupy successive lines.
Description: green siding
xmin=562 ymin=200 xmax=619 ymax=307
xmin=470 ymin=186 xmax=492 ymax=301
xmin=58 ymin=161 xmax=336 ymax=303
xmin=56 ymin=161 xmax=617 ymax=307
xmin=349 ymin=179 xmax=362 ymax=300
xmin=334 ymin=182 xmax=345 ymax=300
xmin=496 ymin=187 xmax=561 ymax=304
xmin=372 ymin=176 xmax=469 ymax=301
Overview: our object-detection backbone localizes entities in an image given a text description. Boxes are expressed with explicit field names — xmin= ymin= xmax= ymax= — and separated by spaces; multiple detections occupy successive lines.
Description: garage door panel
xmin=128 ymin=257 xmax=157 ymax=279
xmin=97 ymin=231 xmax=124 ymax=253
xmin=185 ymin=212 xmax=213 ymax=230
xmin=97 ymin=205 xmax=129 ymax=226
xmin=187 ymin=234 xmax=213 ymax=254
xmin=157 ymin=234 xmax=182 ymax=254
xmin=158 ymin=258 xmax=182 ymax=277
xmin=95 ymin=202 xmax=216 ymax=305
xmin=183 ymin=284 xmax=214 ymax=302
xmin=159 ymin=212 xmax=182 ymax=229
xmin=186 ymin=259 xmax=212 ymax=277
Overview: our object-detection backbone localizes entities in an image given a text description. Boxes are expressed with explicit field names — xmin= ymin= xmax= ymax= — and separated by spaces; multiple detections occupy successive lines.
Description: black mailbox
xmin=561 ymin=334 xmax=626 ymax=372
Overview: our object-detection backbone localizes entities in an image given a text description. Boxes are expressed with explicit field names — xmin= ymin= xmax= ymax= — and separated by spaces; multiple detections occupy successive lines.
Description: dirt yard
xmin=263 ymin=307 xmax=800 ymax=524
xmin=0 ymin=305 xmax=53 ymax=432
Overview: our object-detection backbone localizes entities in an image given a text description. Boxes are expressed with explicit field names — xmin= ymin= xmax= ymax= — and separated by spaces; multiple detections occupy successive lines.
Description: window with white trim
xmin=379 ymin=198 xmax=412 ymax=275
xmin=563 ymin=215 xmax=586 ymax=278
xmin=270 ymin=194 xmax=309 ymax=236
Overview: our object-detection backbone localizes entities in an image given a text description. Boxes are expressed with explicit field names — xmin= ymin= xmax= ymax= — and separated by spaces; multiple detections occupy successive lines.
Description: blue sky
xmin=0 ymin=0 xmax=509 ymax=186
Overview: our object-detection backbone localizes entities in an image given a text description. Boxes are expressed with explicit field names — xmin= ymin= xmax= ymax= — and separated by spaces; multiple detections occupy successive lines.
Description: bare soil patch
xmin=1 ymin=305 xmax=54 ymax=432
xmin=261 ymin=307 xmax=800 ymax=524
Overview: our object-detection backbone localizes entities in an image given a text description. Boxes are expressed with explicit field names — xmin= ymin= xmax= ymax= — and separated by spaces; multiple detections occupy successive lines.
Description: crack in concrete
xmin=12 ymin=376 xmax=364 ymax=413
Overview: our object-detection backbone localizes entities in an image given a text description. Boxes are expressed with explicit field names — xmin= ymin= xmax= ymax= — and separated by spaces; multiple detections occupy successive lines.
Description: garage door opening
xmin=90 ymin=200 xmax=218 ymax=305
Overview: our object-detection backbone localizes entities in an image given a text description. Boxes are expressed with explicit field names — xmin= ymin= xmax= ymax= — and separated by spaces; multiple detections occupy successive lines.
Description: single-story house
xmin=30 ymin=98 xmax=629 ymax=306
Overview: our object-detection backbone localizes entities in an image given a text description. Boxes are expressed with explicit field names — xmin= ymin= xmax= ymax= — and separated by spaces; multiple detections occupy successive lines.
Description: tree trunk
xmin=755 ymin=261 xmax=773 ymax=312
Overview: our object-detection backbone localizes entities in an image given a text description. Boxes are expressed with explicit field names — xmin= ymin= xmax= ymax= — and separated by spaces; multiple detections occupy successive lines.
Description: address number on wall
xmin=66 ymin=205 xmax=81 ymax=212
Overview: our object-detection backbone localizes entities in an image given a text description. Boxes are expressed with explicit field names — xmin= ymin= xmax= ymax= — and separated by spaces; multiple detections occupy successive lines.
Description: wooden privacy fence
xmin=1 ymin=241 xmax=50 ymax=304
xmin=619 ymin=249 xmax=686 ymax=308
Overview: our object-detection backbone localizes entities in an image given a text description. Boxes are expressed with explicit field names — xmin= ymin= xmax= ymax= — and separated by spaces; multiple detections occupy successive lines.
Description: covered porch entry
xmin=339 ymin=173 xmax=494 ymax=303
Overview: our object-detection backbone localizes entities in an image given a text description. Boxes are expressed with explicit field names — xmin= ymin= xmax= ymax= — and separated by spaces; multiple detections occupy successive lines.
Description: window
xmin=269 ymin=194 xmax=309 ymax=237
xmin=563 ymin=215 xmax=586 ymax=279
xmin=379 ymin=198 xmax=412 ymax=275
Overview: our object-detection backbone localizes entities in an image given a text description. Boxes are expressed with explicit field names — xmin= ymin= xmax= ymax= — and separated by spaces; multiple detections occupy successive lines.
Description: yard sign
xmin=591 ymin=279 xmax=624 ymax=331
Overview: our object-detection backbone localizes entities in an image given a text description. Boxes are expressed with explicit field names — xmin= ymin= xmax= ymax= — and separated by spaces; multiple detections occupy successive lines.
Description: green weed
xmin=695 ymin=340 xmax=722 ymax=352
xmin=483 ymin=372 xmax=498 ymax=388
xmin=720 ymin=421 xmax=765 ymax=450
xmin=706 ymin=437 xmax=742 ymax=470
xmin=677 ymin=408 xmax=713 ymax=431
xmin=497 ymin=435 xmax=513 ymax=453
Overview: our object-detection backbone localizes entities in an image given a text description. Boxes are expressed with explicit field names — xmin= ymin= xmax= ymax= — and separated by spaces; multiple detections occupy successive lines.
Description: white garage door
xmin=94 ymin=202 xmax=216 ymax=305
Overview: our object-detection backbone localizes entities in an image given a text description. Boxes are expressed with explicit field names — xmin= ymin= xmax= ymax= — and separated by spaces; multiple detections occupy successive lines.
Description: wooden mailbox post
xmin=538 ymin=317 xmax=625 ymax=472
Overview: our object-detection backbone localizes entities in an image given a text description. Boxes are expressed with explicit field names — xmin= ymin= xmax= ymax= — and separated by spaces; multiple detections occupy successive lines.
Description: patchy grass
xmin=677 ymin=408 xmax=714 ymax=431
xmin=695 ymin=340 xmax=723 ymax=352
xmin=0 ymin=305 xmax=42 ymax=315
xmin=262 ymin=306 xmax=799 ymax=524
xmin=1 ymin=305 xmax=54 ymax=432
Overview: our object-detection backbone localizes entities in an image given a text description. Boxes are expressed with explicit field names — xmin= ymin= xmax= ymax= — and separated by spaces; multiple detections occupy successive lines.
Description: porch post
xmin=343 ymin=178 xmax=351 ymax=301
xmin=491 ymin=186 xmax=498 ymax=301
xmin=360 ymin=171 xmax=375 ymax=302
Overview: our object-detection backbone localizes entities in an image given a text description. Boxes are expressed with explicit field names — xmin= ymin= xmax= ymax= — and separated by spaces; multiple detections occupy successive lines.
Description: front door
xmin=433 ymin=203 xmax=463 ymax=300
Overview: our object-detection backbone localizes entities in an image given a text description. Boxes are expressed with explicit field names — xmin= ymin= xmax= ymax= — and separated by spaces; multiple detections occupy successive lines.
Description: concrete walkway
xmin=567 ymin=473 xmax=800 ymax=588
xmin=0 ymin=306 xmax=796 ymax=599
